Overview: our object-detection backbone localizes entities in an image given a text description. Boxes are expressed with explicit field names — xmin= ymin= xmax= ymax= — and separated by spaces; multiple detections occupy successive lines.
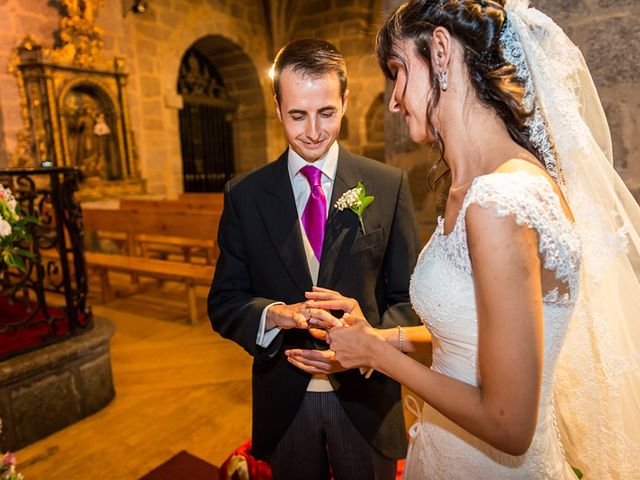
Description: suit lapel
xmin=256 ymin=153 xmax=313 ymax=293
xmin=318 ymin=148 xmax=362 ymax=287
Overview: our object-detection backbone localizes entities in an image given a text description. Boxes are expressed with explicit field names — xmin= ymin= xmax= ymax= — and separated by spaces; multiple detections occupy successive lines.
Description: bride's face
xmin=387 ymin=40 xmax=436 ymax=144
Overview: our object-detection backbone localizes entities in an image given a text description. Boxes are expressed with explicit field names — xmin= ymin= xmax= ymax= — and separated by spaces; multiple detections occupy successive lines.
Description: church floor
xmin=15 ymin=275 xmax=253 ymax=480
xmin=14 ymin=273 xmax=427 ymax=479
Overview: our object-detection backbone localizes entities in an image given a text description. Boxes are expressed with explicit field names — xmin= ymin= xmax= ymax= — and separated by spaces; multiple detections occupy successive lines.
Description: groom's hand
xmin=266 ymin=302 xmax=310 ymax=330
xmin=285 ymin=348 xmax=348 ymax=374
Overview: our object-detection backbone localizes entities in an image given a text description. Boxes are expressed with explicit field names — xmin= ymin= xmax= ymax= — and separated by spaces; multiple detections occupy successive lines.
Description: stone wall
xmin=289 ymin=0 xmax=386 ymax=159
xmin=533 ymin=0 xmax=640 ymax=194
xmin=0 ymin=0 xmax=60 ymax=167
xmin=0 ymin=0 xmax=279 ymax=197
xmin=0 ymin=1 xmax=637 ymax=201
xmin=122 ymin=0 xmax=279 ymax=196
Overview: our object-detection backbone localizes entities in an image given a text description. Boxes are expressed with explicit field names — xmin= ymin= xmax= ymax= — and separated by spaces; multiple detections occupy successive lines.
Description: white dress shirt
xmin=256 ymin=141 xmax=339 ymax=392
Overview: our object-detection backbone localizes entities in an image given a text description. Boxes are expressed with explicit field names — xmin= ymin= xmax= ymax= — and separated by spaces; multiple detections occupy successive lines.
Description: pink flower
xmin=1 ymin=452 xmax=15 ymax=467
xmin=0 ymin=219 xmax=11 ymax=238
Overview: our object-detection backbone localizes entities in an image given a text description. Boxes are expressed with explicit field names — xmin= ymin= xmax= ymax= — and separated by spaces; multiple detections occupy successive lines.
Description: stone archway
xmin=177 ymin=35 xmax=268 ymax=191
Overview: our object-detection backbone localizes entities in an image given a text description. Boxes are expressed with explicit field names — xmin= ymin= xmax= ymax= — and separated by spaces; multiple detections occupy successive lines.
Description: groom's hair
xmin=272 ymin=39 xmax=347 ymax=104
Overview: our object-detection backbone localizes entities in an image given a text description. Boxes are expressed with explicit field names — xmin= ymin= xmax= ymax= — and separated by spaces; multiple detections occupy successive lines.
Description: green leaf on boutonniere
xmin=334 ymin=181 xmax=374 ymax=234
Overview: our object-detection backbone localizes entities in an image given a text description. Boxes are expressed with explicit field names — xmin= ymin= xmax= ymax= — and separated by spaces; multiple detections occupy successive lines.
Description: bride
xmin=285 ymin=0 xmax=640 ymax=478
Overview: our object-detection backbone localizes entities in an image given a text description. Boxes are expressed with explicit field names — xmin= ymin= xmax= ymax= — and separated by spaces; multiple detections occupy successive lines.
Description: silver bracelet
xmin=396 ymin=325 xmax=404 ymax=352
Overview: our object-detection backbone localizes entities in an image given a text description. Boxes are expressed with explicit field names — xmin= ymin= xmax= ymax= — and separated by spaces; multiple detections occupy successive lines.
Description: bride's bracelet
xmin=396 ymin=325 xmax=404 ymax=352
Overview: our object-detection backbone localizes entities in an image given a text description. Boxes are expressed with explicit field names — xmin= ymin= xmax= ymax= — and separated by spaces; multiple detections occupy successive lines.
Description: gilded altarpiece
xmin=8 ymin=0 xmax=144 ymax=200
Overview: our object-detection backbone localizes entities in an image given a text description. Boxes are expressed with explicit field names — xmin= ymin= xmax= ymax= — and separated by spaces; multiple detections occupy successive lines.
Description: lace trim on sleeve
xmin=449 ymin=172 xmax=581 ymax=303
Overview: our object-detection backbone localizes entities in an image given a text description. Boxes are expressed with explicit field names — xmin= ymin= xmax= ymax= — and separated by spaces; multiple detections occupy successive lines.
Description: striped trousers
xmin=269 ymin=391 xmax=397 ymax=480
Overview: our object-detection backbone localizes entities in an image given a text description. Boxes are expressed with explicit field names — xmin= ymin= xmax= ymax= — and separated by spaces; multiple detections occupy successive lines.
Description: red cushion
xmin=0 ymin=295 xmax=87 ymax=358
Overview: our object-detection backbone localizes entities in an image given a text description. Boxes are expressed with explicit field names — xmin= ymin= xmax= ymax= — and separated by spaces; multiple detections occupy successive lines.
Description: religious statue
xmin=49 ymin=0 xmax=106 ymax=68
xmin=63 ymin=0 xmax=96 ymax=24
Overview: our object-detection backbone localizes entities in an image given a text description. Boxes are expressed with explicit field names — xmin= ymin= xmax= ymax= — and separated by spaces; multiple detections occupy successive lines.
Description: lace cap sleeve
xmin=462 ymin=171 xmax=581 ymax=299
xmin=463 ymin=172 xmax=561 ymax=228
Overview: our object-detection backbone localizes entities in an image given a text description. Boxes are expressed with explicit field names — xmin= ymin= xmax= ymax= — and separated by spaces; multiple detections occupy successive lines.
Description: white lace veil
xmin=502 ymin=1 xmax=640 ymax=477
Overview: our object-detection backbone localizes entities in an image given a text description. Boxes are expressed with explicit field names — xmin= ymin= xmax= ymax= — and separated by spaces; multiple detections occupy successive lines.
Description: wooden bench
xmin=80 ymin=208 xmax=220 ymax=323
xmin=84 ymin=207 xmax=220 ymax=264
xmin=85 ymin=252 xmax=214 ymax=325
xmin=178 ymin=192 xmax=224 ymax=207
xmin=120 ymin=197 xmax=221 ymax=213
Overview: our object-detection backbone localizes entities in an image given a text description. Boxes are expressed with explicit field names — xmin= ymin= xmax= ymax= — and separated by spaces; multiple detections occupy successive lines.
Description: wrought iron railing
xmin=0 ymin=167 xmax=92 ymax=360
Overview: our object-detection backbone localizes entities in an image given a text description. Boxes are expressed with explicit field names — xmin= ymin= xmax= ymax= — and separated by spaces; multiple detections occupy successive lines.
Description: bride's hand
xmin=306 ymin=306 xmax=345 ymax=333
xmin=326 ymin=313 xmax=386 ymax=370
xmin=305 ymin=286 xmax=365 ymax=318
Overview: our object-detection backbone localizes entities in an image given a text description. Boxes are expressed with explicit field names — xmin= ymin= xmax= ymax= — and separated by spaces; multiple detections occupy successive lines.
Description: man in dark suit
xmin=208 ymin=39 xmax=421 ymax=480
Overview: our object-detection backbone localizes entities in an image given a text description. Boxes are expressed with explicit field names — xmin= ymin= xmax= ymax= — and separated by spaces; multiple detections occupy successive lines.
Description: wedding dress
xmin=395 ymin=0 xmax=640 ymax=476
xmin=404 ymin=171 xmax=580 ymax=479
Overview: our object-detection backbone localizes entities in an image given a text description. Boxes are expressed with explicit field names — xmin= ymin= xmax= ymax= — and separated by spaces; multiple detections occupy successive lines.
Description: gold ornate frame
xmin=7 ymin=1 xmax=144 ymax=199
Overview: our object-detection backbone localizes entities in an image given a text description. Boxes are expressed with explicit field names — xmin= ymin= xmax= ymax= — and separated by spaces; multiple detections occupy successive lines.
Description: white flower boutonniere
xmin=334 ymin=182 xmax=374 ymax=234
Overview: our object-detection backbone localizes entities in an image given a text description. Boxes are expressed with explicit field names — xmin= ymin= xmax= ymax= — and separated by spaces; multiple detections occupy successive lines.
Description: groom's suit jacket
xmin=208 ymin=146 xmax=421 ymax=460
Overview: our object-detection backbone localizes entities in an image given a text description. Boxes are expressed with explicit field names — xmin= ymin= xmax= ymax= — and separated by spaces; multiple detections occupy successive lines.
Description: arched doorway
xmin=177 ymin=47 xmax=235 ymax=192
xmin=177 ymin=36 xmax=267 ymax=192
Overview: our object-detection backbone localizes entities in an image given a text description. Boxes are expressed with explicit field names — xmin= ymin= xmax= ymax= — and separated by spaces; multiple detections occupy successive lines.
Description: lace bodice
xmin=405 ymin=172 xmax=581 ymax=479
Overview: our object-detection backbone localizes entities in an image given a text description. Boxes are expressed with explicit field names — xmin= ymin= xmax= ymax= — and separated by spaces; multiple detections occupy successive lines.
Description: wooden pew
xmin=85 ymin=252 xmax=214 ymax=325
xmin=82 ymin=208 xmax=220 ymax=323
xmin=117 ymin=197 xmax=223 ymax=262
xmin=177 ymin=193 xmax=224 ymax=211
xmin=94 ymin=202 xmax=220 ymax=263
xmin=120 ymin=198 xmax=220 ymax=212
xmin=178 ymin=192 xmax=224 ymax=204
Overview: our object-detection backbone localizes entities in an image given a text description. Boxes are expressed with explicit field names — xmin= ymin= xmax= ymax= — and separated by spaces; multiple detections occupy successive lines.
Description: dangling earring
xmin=438 ymin=67 xmax=448 ymax=91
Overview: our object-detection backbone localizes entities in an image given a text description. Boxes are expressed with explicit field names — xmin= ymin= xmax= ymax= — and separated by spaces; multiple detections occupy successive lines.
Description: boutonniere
xmin=334 ymin=182 xmax=374 ymax=234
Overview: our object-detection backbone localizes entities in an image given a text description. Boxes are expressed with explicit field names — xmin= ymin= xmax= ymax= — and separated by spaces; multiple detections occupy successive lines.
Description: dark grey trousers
xmin=269 ymin=391 xmax=397 ymax=480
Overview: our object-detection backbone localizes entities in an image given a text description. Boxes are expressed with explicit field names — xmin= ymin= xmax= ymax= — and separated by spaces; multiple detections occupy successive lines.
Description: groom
xmin=208 ymin=39 xmax=421 ymax=480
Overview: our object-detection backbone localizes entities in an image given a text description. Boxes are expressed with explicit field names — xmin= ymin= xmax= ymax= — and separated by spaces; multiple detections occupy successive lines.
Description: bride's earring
xmin=438 ymin=67 xmax=448 ymax=91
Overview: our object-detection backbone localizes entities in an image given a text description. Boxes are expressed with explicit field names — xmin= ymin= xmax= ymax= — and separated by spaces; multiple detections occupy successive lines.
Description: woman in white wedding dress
xmin=286 ymin=0 xmax=640 ymax=478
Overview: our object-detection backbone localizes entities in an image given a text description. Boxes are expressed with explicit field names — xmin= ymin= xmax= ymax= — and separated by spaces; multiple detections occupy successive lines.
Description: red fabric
xmin=396 ymin=458 xmax=406 ymax=479
xmin=139 ymin=451 xmax=219 ymax=480
xmin=219 ymin=439 xmax=407 ymax=480
xmin=219 ymin=440 xmax=272 ymax=480
xmin=0 ymin=295 xmax=87 ymax=358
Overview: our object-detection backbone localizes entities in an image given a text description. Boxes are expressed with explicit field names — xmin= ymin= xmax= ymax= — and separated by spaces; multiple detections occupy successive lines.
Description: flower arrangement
xmin=334 ymin=182 xmax=374 ymax=234
xmin=0 ymin=185 xmax=37 ymax=272
xmin=0 ymin=420 xmax=23 ymax=480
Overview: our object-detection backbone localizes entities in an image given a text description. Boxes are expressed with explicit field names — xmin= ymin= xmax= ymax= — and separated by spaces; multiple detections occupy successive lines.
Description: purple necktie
xmin=300 ymin=165 xmax=326 ymax=261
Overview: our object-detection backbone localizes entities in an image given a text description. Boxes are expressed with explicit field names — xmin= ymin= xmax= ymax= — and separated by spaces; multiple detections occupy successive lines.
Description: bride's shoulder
xmin=463 ymin=159 xmax=563 ymax=225
xmin=467 ymin=158 xmax=574 ymax=222
xmin=467 ymin=162 xmax=550 ymax=203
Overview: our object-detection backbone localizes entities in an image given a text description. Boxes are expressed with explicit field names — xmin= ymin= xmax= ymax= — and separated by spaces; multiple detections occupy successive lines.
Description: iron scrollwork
xmin=0 ymin=167 xmax=91 ymax=359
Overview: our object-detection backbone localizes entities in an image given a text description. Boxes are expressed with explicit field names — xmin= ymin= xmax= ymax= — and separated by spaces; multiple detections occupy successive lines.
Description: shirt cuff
xmin=256 ymin=302 xmax=284 ymax=348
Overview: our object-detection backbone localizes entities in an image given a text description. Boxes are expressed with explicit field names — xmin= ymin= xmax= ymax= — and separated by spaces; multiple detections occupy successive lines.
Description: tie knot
xmin=300 ymin=165 xmax=323 ymax=187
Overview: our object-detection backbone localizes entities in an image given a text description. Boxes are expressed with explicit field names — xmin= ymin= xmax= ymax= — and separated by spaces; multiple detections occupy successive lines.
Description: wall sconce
xmin=132 ymin=0 xmax=148 ymax=14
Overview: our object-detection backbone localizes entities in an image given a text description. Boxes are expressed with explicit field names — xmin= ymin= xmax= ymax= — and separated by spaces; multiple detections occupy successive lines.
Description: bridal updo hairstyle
xmin=376 ymin=0 xmax=538 ymax=188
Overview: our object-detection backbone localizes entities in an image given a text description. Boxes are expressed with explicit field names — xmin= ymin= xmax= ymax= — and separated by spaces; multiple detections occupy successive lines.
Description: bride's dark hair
xmin=376 ymin=0 xmax=538 ymax=189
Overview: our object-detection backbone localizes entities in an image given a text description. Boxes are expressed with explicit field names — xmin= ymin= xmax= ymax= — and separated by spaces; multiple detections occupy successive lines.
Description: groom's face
xmin=276 ymin=67 xmax=348 ymax=163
